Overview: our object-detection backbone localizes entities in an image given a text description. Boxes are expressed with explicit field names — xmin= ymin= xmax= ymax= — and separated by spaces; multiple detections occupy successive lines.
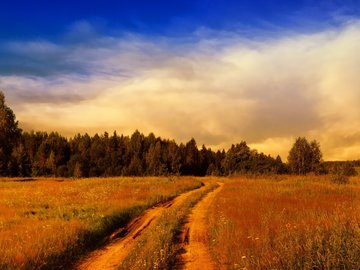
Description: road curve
xmin=74 ymin=184 xmax=207 ymax=270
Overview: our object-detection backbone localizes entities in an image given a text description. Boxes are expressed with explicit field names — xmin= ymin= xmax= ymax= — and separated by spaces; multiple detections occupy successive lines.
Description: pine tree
xmin=0 ymin=91 xmax=22 ymax=175
xmin=14 ymin=144 xmax=32 ymax=177
xmin=182 ymin=138 xmax=200 ymax=175
xmin=222 ymin=142 xmax=251 ymax=175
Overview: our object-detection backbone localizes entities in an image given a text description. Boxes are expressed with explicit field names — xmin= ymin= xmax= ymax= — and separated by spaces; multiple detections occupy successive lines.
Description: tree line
xmin=4 ymin=130 xmax=287 ymax=177
xmin=0 ymin=91 xmax=357 ymax=177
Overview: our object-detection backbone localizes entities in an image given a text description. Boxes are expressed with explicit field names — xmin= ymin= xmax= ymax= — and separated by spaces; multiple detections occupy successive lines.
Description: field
xmin=0 ymin=176 xmax=359 ymax=270
xmin=0 ymin=177 xmax=202 ymax=269
xmin=208 ymin=176 xmax=360 ymax=269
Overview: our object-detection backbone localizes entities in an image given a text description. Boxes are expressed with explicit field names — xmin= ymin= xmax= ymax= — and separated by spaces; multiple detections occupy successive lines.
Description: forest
xmin=0 ymin=91 xmax=358 ymax=177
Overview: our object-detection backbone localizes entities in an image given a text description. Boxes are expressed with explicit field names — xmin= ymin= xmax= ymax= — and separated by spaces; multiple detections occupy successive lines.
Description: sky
xmin=1 ymin=0 xmax=360 ymax=160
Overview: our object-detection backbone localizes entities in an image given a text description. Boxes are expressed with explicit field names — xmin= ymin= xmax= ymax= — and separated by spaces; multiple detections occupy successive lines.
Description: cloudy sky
xmin=1 ymin=0 xmax=360 ymax=160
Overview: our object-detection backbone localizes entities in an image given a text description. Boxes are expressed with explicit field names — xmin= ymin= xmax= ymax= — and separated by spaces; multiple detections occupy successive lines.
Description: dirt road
xmin=179 ymin=183 xmax=224 ymax=270
xmin=74 ymin=184 xmax=206 ymax=270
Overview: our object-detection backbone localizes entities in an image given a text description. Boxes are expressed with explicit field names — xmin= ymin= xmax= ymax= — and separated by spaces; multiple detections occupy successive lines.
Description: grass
xmin=2 ymin=175 xmax=359 ymax=270
xmin=207 ymin=175 xmax=360 ymax=269
xmin=0 ymin=177 xmax=202 ymax=270
xmin=119 ymin=180 xmax=219 ymax=270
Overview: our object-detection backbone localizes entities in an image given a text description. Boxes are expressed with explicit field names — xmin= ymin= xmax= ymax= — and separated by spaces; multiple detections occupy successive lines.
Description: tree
xmin=145 ymin=140 xmax=164 ymax=175
xmin=199 ymin=145 xmax=212 ymax=176
xmin=166 ymin=140 xmax=181 ymax=175
xmin=222 ymin=142 xmax=251 ymax=175
xmin=13 ymin=144 xmax=32 ymax=177
xmin=0 ymin=91 xmax=22 ymax=175
xmin=68 ymin=133 xmax=91 ymax=177
xmin=0 ymin=89 xmax=290 ymax=178
xmin=274 ymin=155 xmax=288 ymax=174
xmin=287 ymin=137 xmax=323 ymax=175
xmin=127 ymin=156 xmax=143 ymax=176
xmin=309 ymin=140 xmax=323 ymax=173
xmin=330 ymin=162 xmax=357 ymax=177
xmin=181 ymin=138 xmax=200 ymax=175
xmin=31 ymin=132 xmax=70 ymax=176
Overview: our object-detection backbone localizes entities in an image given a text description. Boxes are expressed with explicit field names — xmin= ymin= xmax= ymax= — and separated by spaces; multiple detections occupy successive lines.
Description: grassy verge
xmin=119 ymin=181 xmax=219 ymax=270
xmin=0 ymin=177 xmax=202 ymax=270
xmin=207 ymin=176 xmax=360 ymax=270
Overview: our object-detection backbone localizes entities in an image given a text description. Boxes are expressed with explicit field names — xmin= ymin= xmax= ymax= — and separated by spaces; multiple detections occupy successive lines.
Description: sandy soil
xmin=74 ymin=184 xmax=207 ymax=270
xmin=178 ymin=183 xmax=224 ymax=270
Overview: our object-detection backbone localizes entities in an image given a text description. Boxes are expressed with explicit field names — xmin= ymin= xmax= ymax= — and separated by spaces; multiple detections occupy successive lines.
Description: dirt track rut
xmin=74 ymin=185 xmax=206 ymax=270
xmin=178 ymin=183 xmax=224 ymax=270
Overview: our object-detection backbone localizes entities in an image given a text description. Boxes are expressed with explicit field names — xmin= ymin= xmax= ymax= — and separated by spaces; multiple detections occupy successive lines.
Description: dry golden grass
xmin=0 ymin=177 xmax=201 ymax=269
xmin=208 ymin=175 xmax=360 ymax=270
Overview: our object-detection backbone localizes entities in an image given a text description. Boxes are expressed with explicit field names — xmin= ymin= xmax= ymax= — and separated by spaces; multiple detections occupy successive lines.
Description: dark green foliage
xmin=181 ymin=138 xmax=200 ymax=175
xmin=31 ymin=132 xmax=70 ymax=176
xmin=12 ymin=131 xmax=286 ymax=177
xmin=287 ymin=137 xmax=324 ymax=175
xmin=221 ymin=142 xmax=285 ymax=175
xmin=327 ymin=161 xmax=357 ymax=185
xmin=0 ymin=91 xmax=288 ymax=177
xmin=0 ymin=91 xmax=22 ymax=175
xmin=325 ymin=161 xmax=358 ymax=177
xmin=222 ymin=142 xmax=251 ymax=175
xmin=12 ymin=144 xmax=32 ymax=176
xmin=331 ymin=174 xmax=350 ymax=184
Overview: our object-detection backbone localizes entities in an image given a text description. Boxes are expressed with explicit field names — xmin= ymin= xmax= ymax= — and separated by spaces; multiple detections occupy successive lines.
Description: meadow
xmin=0 ymin=177 xmax=202 ymax=269
xmin=1 ymin=175 xmax=359 ymax=270
xmin=207 ymin=176 xmax=360 ymax=269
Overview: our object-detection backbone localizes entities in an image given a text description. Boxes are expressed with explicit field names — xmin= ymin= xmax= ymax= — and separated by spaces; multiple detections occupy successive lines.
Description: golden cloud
xmin=2 ymin=21 xmax=360 ymax=160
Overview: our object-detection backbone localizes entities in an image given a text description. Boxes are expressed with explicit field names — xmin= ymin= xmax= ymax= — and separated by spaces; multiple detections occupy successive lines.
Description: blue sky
xmin=1 ymin=0 xmax=360 ymax=160
xmin=1 ymin=0 xmax=359 ymax=40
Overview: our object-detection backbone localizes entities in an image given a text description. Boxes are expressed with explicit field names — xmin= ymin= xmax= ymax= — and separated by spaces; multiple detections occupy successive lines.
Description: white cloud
xmin=1 ymin=21 xmax=360 ymax=160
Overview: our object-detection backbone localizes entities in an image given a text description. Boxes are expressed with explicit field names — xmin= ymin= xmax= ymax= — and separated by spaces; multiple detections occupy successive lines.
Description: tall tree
xmin=146 ymin=140 xmax=166 ymax=175
xmin=309 ymin=140 xmax=323 ymax=173
xmin=288 ymin=137 xmax=323 ymax=175
xmin=182 ymin=138 xmax=200 ymax=175
xmin=0 ymin=91 xmax=22 ymax=175
xmin=222 ymin=142 xmax=251 ymax=175
xmin=166 ymin=140 xmax=181 ymax=175
xmin=14 ymin=144 xmax=32 ymax=177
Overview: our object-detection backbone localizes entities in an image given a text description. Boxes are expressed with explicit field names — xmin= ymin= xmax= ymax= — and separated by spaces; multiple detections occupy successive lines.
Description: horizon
xmin=1 ymin=0 xmax=360 ymax=161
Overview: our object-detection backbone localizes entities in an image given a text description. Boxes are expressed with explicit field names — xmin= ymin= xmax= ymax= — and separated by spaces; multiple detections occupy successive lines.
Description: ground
xmin=0 ymin=175 xmax=359 ymax=270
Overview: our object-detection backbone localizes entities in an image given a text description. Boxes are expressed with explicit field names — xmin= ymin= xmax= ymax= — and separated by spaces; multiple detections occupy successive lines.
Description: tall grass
xmin=208 ymin=176 xmax=360 ymax=270
xmin=0 ymin=177 xmax=202 ymax=270
xmin=119 ymin=181 xmax=219 ymax=270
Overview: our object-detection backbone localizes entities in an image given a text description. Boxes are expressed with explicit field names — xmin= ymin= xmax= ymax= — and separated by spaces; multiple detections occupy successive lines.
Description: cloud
xmin=1 ymin=21 xmax=360 ymax=160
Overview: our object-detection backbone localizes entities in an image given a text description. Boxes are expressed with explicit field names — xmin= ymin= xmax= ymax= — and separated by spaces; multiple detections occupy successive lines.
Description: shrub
xmin=331 ymin=163 xmax=357 ymax=176
xmin=331 ymin=174 xmax=350 ymax=184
